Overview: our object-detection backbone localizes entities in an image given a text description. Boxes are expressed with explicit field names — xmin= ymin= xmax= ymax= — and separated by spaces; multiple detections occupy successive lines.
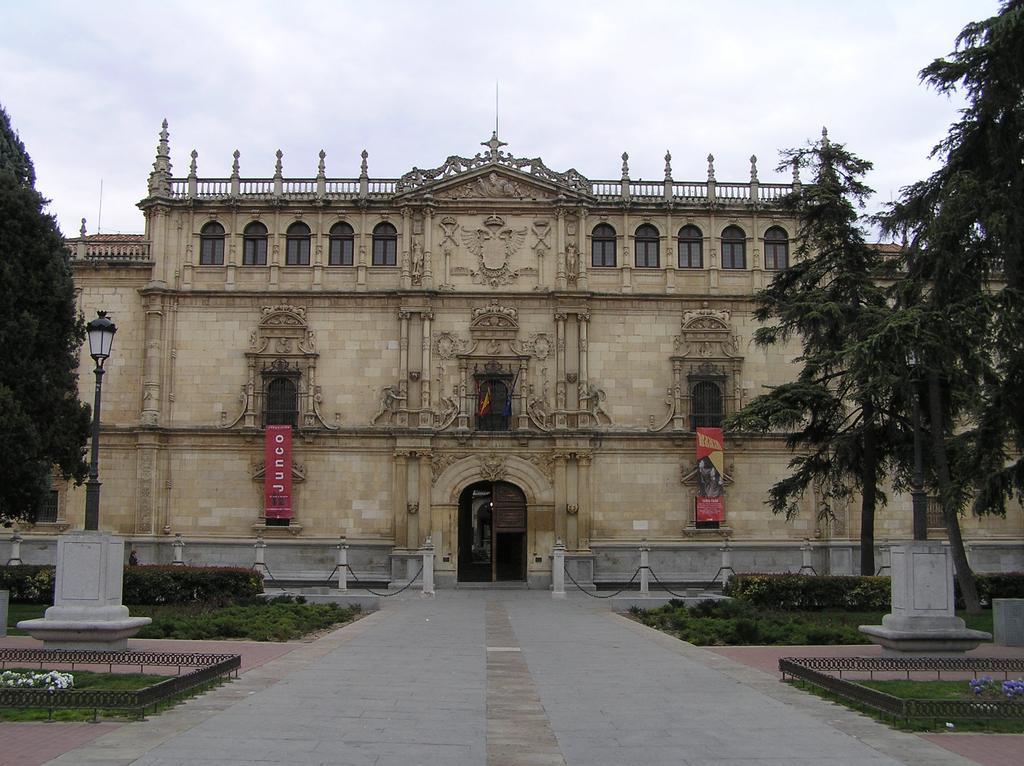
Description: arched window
xmin=243 ymin=222 xmax=268 ymax=266
xmin=764 ymin=226 xmax=789 ymax=270
xmin=678 ymin=225 xmax=703 ymax=269
xmin=264 ymin=377 xmax=298 ymax=428
xmin=285 ymin=222 xmax=311 ymax=266
xmin=591 ymin=224 xmax=617 ymax=267
xmin=634 ymin=224 xmax=660 ymax=268
xmin=199 ymin=221 xmax=225 ymax=265
xmin=691 ymin=381 xmax=723 ymax=429
xmin=329 ymin=222 xmax=354 ymax=266
xmin=372 ymin=222 xmax=397 ymax=266
xmin=476 ymin=379 xmax=511 ymax=432
xmin=721 ymin=226 xmax=746 ymax=269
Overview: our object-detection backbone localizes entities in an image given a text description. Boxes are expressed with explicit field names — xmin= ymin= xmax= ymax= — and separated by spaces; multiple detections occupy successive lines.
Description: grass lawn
xmin=634 ymin=600 xmax=995 ymax=646
xmin=0 ymin=669 xmax=172 ymax=722
xmin=6 ymin=600 xmax=361 ymax=642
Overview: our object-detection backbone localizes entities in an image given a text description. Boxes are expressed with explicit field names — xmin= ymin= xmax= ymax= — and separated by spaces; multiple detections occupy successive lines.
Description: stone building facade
xmin=12 ymin=124 xmax=1022 ymax=585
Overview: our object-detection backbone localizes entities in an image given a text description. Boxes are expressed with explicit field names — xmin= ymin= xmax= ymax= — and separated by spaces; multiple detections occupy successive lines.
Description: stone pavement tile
xmin=0 ymin=722 xmax=121 ymax=766
xmin=919 ymin=734 xmax=1024 ymax=766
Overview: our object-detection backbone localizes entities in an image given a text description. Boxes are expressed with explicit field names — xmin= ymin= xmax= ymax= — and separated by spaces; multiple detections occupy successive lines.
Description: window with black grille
xmin=37 ymin=490 xmax=59 ymax=523
xmin=691 ymin=381 xmax=723 ymax=430
xmin=263 ymin=375 xmax=299 ymax=428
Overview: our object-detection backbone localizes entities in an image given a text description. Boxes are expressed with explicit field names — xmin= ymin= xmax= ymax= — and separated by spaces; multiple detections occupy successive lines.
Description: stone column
xmin=393 ymin=451 xmax=409 ymax=549
xmin=577 ymin=207 xmax=588 ymax=291
xmin=551 ymin=540 xmax=566 ymax=599
xmin=418 ymin=453 xmax=432 ymax=549
xmin=398 ymin=310 xmax=410 ymax=399
xmin=420 ymin=311 xmax=432 ymax=415
xmin=555 ymin=312 xmax=567 ymax=410
xmin=421 ymin=538 xmax=435 ymax=597
xmin=672 ymin=359 xmax=685 ymax=431
xmin=335 ymin=539 xmax=349 ymax=592
xmin=356 ymin=209 xmax=368 ymax=290
xmin=576 ymin=453 xmax=592 ymax=549
xmin=400 ymin=207 xmax=411 ymax=289
xmin=578 ymin=313 xmax=589 ymax=423
xmin=423 ymin=208 xmax=434 ymax=288
xmin=457 ymin=360 xmax=470 ymax=429
xmin=554 ymin=453 xmax=568 ymax=545
xmin=516 ymin=357 xmax=530 ymax=430
xmin=555 ymin=208 xmax=566 ymax=290
xmin=313 ymin=209 xmax=324 ymax=289
xmin=140 ymin=292 xmax=164 ymax=426
xmin=639 ymin=542 xmax=650 ymax=594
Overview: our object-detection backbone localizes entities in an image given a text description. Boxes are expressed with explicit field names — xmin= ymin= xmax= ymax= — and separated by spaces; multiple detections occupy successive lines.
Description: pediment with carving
xmin=470 ymin=300 xmax=520 ymax=339
xmin=434 ymin=170 xmax=556 ymax=201
xmin=674 ymin=308 xmax=740 ymax=359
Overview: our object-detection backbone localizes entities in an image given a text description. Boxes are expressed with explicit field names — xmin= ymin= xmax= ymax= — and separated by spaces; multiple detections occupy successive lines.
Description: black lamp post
xmin=908 ymin=353 xmax=928 ymax=541
xmin=84 ymin=311 xmax=117 ymax=531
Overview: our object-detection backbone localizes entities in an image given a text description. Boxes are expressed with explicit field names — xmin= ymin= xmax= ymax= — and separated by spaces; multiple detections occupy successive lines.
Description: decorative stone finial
xmin=707 ymin=153 xmax=716 ymax=182
xmin=821 ymin=126 xmax=829 ymax=145
xmin=482 ymin=131 xmax=507 ymax=160
xmin=189 ymin=149 xmax=198 ymax=177
xmin=274 ymin=149 xmax=283 ymax=177
xmin=792 ymin=159 xmax=801 ymax=186
xmin=750 ymin=154 xmax=758 ymax=184
xmin=360 ymin=149 xmax=368 ymax=179
xmin=231 ymin=150 xmax=240 ymax=177
xmin=664 ymin=150 xmax=672 ymax=181
xmin=79 ymin=218 xmax=87 ymax=237
xmin=621 ymin=151 xmax=629 ymax=180
xmin=317 ymin=149 xmax=326 ymax=177
xmin=147 ymin=119 xmax=172 ymax=195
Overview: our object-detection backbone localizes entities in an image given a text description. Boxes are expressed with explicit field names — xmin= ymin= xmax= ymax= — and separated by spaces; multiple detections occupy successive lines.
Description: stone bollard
xmin=336 ymin=537 xmax=349 ymax=592
xmin=253 ymin=535 xmax=267 ymax=572
xmin=7 ymin=531 xmax=23 ymax=565
xmin=639 ymin=540 xmax=650 ymax=595
xmin=993 ymin=599 xmax=1024 ymax=646
xmin=551 ymin=539 xmax=566 ymax=599
xmin=720 ymin=539 xmax=733 ymax=586
xmin=171 ymin=533 xmax=185 ymax=566
xmin=0 ymin=589 xmax=8 ymax=638
xmin=420 ymin=537 xmax=435 ymax=597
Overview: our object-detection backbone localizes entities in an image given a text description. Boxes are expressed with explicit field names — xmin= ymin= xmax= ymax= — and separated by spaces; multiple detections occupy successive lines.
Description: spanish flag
xmin=478 ymin=382 xmax=492 ymax=416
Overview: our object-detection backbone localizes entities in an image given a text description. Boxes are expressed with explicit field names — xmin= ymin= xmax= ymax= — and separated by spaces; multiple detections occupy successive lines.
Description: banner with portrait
xmin=695 ymin=427 xmax=725 ymax=522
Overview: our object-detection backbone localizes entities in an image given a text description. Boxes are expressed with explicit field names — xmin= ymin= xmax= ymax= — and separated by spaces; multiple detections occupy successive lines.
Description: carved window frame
xmin=591 ymin=223 xmax=617 ymax=267
xmin=678 ymin=225 xmax=703 ymax=269
xmin=199 ymin=221 xmax=225 ymax=265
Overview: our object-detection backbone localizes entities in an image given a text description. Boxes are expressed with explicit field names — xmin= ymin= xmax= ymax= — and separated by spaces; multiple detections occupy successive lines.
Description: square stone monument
xmin=860 ymin=541 xmax=990 ymax=655
xmin=17 ymin=531 xmax=151 ymax=650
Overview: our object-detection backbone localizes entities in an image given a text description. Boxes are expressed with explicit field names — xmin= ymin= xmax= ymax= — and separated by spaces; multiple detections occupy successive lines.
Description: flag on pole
xmin=478 ymin=382 xmax=492 ymax=416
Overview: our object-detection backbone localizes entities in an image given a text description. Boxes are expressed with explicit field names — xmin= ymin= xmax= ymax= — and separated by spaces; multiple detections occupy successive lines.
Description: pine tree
xmin=0 ymin=105 xmax=91 ymax=523
xmin=880 ymin=1 xmax=1024 ymax=612
xmin=729 ymin=130 xmax=894 ymax=575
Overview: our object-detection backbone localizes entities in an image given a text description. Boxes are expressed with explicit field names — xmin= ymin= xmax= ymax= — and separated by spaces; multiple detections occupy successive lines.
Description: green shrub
xmin=0 ymin=566 xmax=55 ymax=603
xmin=957 ymin=573 xmax=1024 ymax=608
xmin=122 ymin=566 xmax=263 ymax=605
xmin=725 ymin=574 xmax=890 ymax=611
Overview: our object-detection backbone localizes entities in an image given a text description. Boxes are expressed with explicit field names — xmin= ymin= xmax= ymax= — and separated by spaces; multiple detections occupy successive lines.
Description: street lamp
xmin=84 ymin=311 xmax=116 ymax=531
xmin=908 ymin=352 xmax=928 ymax=541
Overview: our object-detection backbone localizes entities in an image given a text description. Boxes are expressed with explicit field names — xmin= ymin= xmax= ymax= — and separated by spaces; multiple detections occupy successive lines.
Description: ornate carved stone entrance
xmin=458 ymin=481 xmax=527 ymax=582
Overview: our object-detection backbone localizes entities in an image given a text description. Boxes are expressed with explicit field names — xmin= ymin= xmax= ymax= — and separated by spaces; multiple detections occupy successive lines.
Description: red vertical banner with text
xmin=264 ymin=425 xmax=293 ymax=519
xmin=695 ymin=427 xmax=725 ymax=522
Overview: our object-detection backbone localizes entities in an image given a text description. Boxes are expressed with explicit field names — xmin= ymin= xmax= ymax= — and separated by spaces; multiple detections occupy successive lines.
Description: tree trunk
xmin=859 ymin=398 xmax=877 ymax=575
xmin=927 ymin=370 xmax=982 ymax=614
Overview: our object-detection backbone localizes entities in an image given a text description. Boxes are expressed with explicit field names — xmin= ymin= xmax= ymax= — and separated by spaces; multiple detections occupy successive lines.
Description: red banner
xmin=264 ymin=425 xmax=293 ymax=519
xmin=695 ymin=427 xmax=725 ymax=522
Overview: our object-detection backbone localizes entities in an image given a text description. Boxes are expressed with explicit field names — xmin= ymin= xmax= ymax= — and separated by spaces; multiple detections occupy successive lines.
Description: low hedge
xmin=725 ymin=574 xmax=891 ymax=611
xmin=726 ymin=572 xmax=1024 ymax=611
xmin=0 ymin=565 xmax=262 ymax=605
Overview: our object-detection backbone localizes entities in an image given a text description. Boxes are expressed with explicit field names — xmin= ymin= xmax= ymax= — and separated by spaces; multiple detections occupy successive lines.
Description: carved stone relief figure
xmin=581 ymin=382 xmax=613 ymax=425
xmin=371 ymin=385 xmax=406 ymax=425
xmin=462 ymin=215 xmax=526 ymax=287
xmin=565 ymin=242 xmax=578 ymax=283
xmin=410 ymin=240 xmax=424 ymax=284
xmin=437 ymin=386 xmax=459 ymax=430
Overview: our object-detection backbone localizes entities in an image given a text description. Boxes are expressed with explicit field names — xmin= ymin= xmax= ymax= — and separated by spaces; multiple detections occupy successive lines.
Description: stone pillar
xmin=253 ymin=535 xmax=267 ymax=572
xmin=577 ymin=207 xmax=588 ymax=291
xmin=555 ymin=312 xmax=567 ymax=413
xmin=421 ymin=538 xmax=435 ymax=597
xmin=336 ymin=539 xmax=349 ymax=592
xmin=420 ymin=311 xmax=432 ymax=415
xmin=551 ymin=539 xmax=566 ymax=599
xmin=418 ymin=452 xmax=432 ymax=549
xmin=398 ymin=310 xmax=410 ymax=401
xmin=554 ymin=454 xmax=568 ymax=545
xmin=393 ymin=451 xmax=409 ymax=549
xmin=639 ymin=542 xmax=650 ymax=594
xmin=171 ymin=533 xmax=185 ymax=565
xmin=555 ymin=209 xmax=567 ymax=290
xmin=7 ymin=531 xmax=23 ymax=565
xmin=356 ymin=208 xmax=368 ymax=290
xmin=576 ymin=453 xmax=592 ymax=549
xmin=400 ymin=207 xmax=411 ymax=289
xmin=672 ymin=359 xmax=685 ymax=431
xmin=720 ymin=539 xmax=733 ymax=586
xmin=516 ymin=357 xmax=530 ymax=431
xmin=423 ymin=208 xmax=434 ymax=288
xmin=140 ymin=292 xmax=164 ymax=425
xmin=457 ymin=360 xmax=470 ymax=429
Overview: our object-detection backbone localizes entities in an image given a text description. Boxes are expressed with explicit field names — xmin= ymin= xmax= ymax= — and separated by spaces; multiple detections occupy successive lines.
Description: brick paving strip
xmin=485 ymin=600 xmax=566 ymax=766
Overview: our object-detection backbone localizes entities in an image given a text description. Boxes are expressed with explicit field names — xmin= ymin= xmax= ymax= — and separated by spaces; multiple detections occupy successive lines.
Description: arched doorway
xmin=457 ymin=481 xmax=527 ymax=582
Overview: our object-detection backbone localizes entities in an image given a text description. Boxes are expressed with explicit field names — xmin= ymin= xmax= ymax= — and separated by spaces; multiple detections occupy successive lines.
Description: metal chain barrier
xmin=565 ymin=566 xmax=643 ymax=598
xmin=343 ymin=562 xmax=425 ymax=597
xmin=644 ymin=567 xmax=697 ymax=599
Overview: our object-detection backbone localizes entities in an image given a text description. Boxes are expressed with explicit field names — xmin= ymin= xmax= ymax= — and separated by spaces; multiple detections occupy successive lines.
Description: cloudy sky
xmin=0 ymin=0 xmax=998 ymax=238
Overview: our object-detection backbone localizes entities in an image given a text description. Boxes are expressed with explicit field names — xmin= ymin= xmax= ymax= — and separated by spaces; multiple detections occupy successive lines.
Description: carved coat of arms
xmin=461 ymin=215 xmax=526 ymax=287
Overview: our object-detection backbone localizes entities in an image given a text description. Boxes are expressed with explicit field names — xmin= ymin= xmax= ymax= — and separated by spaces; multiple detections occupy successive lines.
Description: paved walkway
xmin=2 ymin=591 xmax=1020 ymax=765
